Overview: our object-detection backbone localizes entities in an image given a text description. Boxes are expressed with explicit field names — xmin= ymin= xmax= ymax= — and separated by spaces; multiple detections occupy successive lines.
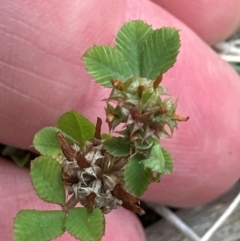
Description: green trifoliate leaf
xmin=141 ymin=143 xmax=173 ymax=181
xmin=124 ymin=154 xmax=152 ymax=197
xmin=33 ymin=127 xmax=63 ymax=158
xmin=57 ymin=110 xmax=95 ymax=150
xmin=116 ymin=20 xmax=154 ymax=76
xmin=83 ymin=45 xmax=133 ymax=87
xmin=2 ymin=146 xmax=31 ymax=167
xmin=31 ymin=156 xmax=65 ymax=206
xmin=103 ymin=137 xmax=131 ymax=156
xmin=141 ymin=27 xmax=180 ymax=79
xmin=13 ymin=210 xmax=66 ymax=241
xmin=65 ymin=208 xmax=104 ymax=241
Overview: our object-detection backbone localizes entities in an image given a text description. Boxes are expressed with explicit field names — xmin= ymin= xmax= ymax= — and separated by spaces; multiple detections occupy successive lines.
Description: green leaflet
xmin=141 ymin=143 xmax=173 ymax=181
xmin=141 ymin=27 xmax=180 ymax=79
xmin=116 ymin=20 xmax=154 ymax=76
xmin=30 ymin=156 xmax=65 ymax=206
xmin=161 ymin=148 xmax=173 ymax=174
xmin=33 ymin=127 xmax=62 ymax=158
xmin=57 ymin=110 xmax=95 ymax=150
xmin=13 ymin=210 xmax=66 ymax=241
xmin=65 ymin=208 xmax=105 ymax=241
xmin=83 ymin=45 xmax=133 ymax=87
xmin=103 ymin=137 xmax=131 ymax=157
xmin=124 ymin=154 xmax=152 ymax=197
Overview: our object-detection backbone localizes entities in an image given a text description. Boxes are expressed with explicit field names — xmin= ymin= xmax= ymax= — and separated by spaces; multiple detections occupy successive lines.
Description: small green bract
xmin=13 ymin=20 xmax=188 ymax=241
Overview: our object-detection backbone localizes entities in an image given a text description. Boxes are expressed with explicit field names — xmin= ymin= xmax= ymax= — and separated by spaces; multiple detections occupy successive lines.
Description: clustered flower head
xmin=57 ymin=120 xmax=145 ymax=215
xmin=106 ymin=75 xmax=189 ymax=153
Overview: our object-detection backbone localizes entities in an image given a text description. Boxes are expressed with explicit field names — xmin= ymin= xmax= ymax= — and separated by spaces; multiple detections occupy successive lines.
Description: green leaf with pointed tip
xmin=13 ymin=210 xmax=66 ymax=241
xmin=57 ymin=110 xmax=95 ymax=149
xmin=33 ymin=127 xmax=63 ymax=158
xmin=141 ymin=27 xmax=180 ymax=79
xmin=65 ymin=208 xmax=104 ymax=241
xmin=104 ymin=137 xmax=131 ymax=156
xmin=83 ymin=45 xmax=133 ymax=87
xmin=31 ymin=156 xmax=65 ymax=205
xmin=124 ymin=154 xmax=152 ymax=197
xmin=141 ymin=144 xmax=173 ymax=181
xmin=116 ymin=20 xmax=154 ymax=76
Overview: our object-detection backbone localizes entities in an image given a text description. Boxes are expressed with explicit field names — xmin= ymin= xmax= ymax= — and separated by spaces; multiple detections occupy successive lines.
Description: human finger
xmin=0 ymin=0 xmax=240 ymax=207
xmin=150 ymin=0 xmax=240 ymax=44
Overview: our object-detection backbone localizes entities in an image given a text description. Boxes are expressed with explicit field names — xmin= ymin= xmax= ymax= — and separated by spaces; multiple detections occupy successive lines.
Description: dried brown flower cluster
xmin=56 ymin=118 xmax=145 ymax=215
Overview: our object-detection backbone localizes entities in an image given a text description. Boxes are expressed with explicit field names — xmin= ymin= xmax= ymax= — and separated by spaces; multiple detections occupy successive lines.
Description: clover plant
xmin=13 ymin=20 xmax=188 ymax=241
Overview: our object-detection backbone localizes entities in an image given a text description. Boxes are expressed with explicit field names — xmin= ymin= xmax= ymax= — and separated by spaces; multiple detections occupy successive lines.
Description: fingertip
xmin=103 ymin=208 xmax=146 ymax=241
xmin=151 ymin=0 xmax=240 ymax=44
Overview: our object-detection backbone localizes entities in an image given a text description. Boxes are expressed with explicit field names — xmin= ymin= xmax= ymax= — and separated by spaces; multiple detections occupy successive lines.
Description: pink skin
xmin=0 ymin=0 xmax=240 ymax=240
xmin=152 ymin=0 xmax=240 ymax=45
